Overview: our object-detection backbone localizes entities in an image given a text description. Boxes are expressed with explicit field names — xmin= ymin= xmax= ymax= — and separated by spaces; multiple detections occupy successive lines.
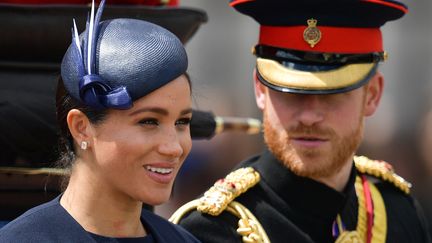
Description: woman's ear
xmin=67 ymin=109 xmax=92 ymax=150
xmin=254 ymin=69 xmax=266 ymax=111
xmin=364 ymin=72 xmax=384 ymax=117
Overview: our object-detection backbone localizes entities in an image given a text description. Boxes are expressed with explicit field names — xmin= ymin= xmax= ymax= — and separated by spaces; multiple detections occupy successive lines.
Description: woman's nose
xmin=157 ymin=130 xmax=184 ymax=158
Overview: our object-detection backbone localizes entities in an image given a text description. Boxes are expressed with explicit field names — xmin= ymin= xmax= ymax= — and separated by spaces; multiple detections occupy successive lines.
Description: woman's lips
xmin=143 ymin=164 xmax=175 ymax=184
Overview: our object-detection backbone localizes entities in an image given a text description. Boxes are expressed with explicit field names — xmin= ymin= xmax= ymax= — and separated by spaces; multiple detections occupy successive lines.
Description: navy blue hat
xmin=61 ymin=0 xmax=188 ymax=109
xmin=230 ymin=0 xmax=408 ymax=94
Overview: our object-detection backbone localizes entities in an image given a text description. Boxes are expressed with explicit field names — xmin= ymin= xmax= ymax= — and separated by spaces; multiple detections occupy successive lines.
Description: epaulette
xmin=354 ymin=156 xmax=412 ymax=194
xmin=169 ymin=167 xmax=269 ymax=243
xmin=197 ymin=167 xmax=260 ymax=216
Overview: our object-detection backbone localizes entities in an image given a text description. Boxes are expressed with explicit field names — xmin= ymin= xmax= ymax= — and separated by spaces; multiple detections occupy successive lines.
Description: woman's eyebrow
xmin=180 ymin=108 xmax=193 ymax=116
xmin=129 ymin=107 xmax=193 ymax=116
xmin=129 ymin=107 xmax=168 ymax=116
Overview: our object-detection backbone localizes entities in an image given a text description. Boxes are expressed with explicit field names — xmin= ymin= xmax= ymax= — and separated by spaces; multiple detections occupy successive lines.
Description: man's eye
xmin=138 ymin=119 xmax=159 ymax=126
xmin=176 ymin=118 xmax=191 ymax=126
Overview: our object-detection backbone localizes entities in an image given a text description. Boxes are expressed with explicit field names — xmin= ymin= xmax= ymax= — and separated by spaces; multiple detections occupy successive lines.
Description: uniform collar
xmin=252 ymin=150 xmax=357 ymax=222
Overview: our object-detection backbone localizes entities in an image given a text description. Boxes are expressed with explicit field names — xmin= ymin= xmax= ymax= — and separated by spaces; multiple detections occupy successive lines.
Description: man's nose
xmin=296 ymin=95 xmax=325 ymax=126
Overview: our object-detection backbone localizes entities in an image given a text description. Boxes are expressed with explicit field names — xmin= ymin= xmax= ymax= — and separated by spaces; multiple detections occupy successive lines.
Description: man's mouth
xmin=291 ymin=134 xmax=328 ymax=141
xmin=290 ymin=135 xmax=329 ymax=148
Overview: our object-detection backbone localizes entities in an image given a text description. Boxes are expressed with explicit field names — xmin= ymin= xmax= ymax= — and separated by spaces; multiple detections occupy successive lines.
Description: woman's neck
xmin=60 ymin=160 xmax=146 ymax=238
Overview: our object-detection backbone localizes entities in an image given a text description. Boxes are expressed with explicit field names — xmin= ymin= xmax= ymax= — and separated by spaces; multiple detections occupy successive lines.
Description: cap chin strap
xmin=254 ymin=45 xmax=387 ymax=65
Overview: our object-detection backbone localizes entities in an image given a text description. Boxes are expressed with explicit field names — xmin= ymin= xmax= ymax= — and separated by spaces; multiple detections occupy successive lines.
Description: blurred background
xmin=155 ymin=0 xmax=432 ymax=233
xmin=0 ymin=0 xmax=430 ymax=234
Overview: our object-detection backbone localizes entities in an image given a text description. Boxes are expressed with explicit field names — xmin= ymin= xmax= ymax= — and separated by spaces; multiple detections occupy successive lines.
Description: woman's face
xmin=87 ymin=75 xmax=192 ymax=205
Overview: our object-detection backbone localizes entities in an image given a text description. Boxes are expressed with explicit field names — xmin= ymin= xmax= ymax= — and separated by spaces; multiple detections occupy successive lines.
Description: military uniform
xmin=171 ymin=0 xmax=432 ymax=242
xmin=172 ymin=151 xmax=431 ymax=242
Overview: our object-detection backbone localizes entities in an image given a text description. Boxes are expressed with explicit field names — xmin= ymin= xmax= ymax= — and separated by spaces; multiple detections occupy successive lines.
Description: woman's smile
xmin=144 ymin=163 xmax=177 ymax=184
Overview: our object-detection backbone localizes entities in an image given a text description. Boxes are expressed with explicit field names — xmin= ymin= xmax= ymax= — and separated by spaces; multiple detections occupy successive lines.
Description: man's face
xmin=256 ymin=74 xmax=382 ymax=179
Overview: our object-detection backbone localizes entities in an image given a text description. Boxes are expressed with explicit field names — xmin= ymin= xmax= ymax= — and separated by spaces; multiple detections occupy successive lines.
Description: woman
xmin=0 ymin=1 xmax=199 ymax=242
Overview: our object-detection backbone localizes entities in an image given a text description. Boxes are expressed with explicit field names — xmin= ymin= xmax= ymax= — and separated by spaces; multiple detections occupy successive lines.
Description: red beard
xmin=263 ymin=108 xmax=364 ymax=179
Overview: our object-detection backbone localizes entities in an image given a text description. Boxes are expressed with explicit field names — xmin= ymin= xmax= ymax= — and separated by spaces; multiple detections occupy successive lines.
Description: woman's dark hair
xmin=55 ymin=77 xmax=108 ymax=171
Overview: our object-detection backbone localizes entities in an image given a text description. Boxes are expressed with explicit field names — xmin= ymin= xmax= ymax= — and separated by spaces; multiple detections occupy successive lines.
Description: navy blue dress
xmin=0 ymin=196 xmax=200 ymax=243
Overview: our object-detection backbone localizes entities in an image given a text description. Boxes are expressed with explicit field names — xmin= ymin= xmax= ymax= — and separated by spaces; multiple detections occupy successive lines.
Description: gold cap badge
xmin=303 ymin=18 xmax=321 ymax=48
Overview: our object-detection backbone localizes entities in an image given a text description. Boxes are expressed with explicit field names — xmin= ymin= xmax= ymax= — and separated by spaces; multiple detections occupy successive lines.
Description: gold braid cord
xmin=335 ymin=176 xmax=387 ymax=243
xmin=354 ymin=156 xmax=412 ymax=194
xmin=169 ymin=167 xmax=270 ymax=243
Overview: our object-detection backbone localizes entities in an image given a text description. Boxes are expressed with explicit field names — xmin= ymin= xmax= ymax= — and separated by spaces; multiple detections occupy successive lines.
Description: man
xmin=170 ymin=0 xmax=432 ymax=242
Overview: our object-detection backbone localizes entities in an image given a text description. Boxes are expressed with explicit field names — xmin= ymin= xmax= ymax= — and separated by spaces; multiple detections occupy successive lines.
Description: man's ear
xmin=254 ymin=69 xmax=266 ymax=111
xmin=67 ymin=109 xmax=93 ymax=149
xmin=364 ymin=72 xmax=384 ymax=117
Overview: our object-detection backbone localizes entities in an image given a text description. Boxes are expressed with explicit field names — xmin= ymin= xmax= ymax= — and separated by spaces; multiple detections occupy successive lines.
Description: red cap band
xmin=259 ymin=25 xmax=383 ymax=53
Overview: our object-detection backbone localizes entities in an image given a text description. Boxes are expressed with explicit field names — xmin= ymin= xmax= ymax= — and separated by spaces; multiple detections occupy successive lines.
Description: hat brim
xmin=256 ymin=58 xmax=377 ymax=94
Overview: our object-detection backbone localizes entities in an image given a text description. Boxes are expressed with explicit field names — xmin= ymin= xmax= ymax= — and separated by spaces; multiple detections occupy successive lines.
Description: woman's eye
xmin=138 ymin=118 xmax=159 ymax=126
xmin=175 ymin=118 xmax=191 ymax=127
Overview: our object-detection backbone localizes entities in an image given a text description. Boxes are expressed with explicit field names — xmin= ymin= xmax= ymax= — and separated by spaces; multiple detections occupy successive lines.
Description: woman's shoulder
xmin=0 ymin=198 xmax=59 ymax=241
xmin=1 ymin=197 xmax=59 ymax=229
xmin=141 ymin=209 xmax=201 ymax=243
xmin=0 ymin=196 xmax=90 ymax=242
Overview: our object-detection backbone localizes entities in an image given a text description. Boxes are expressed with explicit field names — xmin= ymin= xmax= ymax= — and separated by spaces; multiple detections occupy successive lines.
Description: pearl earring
xmin=80 ymin=141 xmax=88 ymax=150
